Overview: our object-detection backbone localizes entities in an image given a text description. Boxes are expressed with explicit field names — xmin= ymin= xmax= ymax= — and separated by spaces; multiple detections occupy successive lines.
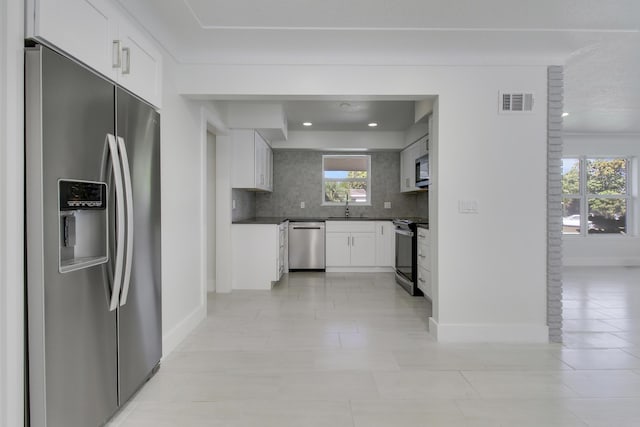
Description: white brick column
xmin=547 ymin=66 xmax=563 ymax=343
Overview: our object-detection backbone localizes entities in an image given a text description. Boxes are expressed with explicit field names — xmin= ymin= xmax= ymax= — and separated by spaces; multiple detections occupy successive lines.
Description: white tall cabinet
xmin=26 ymin=0 xmax=163 ymax=107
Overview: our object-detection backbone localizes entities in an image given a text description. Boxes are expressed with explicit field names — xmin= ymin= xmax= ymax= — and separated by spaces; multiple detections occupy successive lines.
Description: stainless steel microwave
xmin=415 ymin=154 xmax=430 ymax=187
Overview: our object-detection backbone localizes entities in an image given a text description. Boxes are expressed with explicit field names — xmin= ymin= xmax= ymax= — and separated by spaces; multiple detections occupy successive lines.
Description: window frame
xmin=562 ymin=156 xmax=632 ymax=237
xmin=321 ymin=154 xmax=372 ymax=206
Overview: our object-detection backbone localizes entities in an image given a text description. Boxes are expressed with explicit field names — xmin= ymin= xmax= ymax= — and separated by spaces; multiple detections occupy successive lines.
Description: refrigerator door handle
xmin=106 ymin=134 xmax=125 ymax=311
xmin=117 ymin=136 xmax=134 ymax=306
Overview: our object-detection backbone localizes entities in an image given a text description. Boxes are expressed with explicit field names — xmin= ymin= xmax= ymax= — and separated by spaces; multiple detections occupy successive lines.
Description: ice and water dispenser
xmin=58 ymin=180 xmax=108 ymax=273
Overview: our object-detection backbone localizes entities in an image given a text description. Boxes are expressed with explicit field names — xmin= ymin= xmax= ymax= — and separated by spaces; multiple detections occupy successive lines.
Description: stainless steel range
xmin=393 ymin=219 xmax=423 ymax=296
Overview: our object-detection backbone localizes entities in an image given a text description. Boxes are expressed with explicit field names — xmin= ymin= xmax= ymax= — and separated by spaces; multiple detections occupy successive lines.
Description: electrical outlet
xmin=232 ymin=199 xmax=236 ymax=209
xmin=384 ymin=202 xmax=391 ymax=209
xmin=300 ymin=201 xmax=305 ymax=209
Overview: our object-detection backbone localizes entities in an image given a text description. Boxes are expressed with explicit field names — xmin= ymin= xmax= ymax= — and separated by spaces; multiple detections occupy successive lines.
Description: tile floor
xmin=109 ymin=268 xmax=640 ymax=426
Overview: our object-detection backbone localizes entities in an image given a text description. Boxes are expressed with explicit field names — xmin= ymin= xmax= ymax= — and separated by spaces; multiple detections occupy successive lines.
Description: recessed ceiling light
xmin=368 ymin=122 xmax=378 ymax=127
xmin=303 ymin=122 xmax=313 ymax=126
xmin=562 ymin=112 xmax=569 ymax=117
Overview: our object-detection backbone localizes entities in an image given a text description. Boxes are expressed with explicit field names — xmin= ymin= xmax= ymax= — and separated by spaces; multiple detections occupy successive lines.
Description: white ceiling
xmin=283 ymin=100 xmax=417 ymax=131
xmin=118 ymin=0 xmax=640 ymax=134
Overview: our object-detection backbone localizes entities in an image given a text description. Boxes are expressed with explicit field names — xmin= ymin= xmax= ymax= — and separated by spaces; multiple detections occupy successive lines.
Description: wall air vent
xmin=499 ymin=92 xmax=534 ymax=113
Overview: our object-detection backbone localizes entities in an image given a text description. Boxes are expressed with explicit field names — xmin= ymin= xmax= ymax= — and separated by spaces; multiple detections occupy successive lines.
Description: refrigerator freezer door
xmin=115 ymin=88 xmax=162 ymax=404
xmin=26 ymin=45 xmax=119 ymax=427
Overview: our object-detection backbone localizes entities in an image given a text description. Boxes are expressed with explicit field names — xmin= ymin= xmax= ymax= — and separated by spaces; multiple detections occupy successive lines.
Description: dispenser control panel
xmin=59 ymin=180 xmax=106 ymax=211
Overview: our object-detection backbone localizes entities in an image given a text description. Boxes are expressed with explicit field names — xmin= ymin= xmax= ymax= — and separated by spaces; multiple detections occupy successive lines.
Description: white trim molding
xmin=1 ymin=0 xmax=25 ymax=425
xmin=162 ymin=304 xmax=206 ymax=356
xmin=429 ymin=318 xmax=549 ymax=343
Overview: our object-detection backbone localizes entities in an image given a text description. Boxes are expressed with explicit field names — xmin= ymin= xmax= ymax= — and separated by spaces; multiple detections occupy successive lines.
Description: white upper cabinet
xmin=400 ymin=135 xmax=428 ymax=193
xmin=116 ymin=18 xmax=163 ymax=107
xmin=26 ymin=0 xmax=163 ymax=108
xmin=232 ymin=129 xmax=274 ymax=192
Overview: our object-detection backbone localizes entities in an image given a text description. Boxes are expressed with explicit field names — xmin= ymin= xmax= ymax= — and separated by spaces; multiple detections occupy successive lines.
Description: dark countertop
xmin=233 ymin=216 xmax=429 ymax=225
xmin=232 ymin=217 xmax=288 ymax=225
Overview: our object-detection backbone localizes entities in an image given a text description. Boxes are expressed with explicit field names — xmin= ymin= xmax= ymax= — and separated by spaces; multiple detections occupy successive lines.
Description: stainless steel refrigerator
xmin=25 ymin=44 xmax=162 ymax=427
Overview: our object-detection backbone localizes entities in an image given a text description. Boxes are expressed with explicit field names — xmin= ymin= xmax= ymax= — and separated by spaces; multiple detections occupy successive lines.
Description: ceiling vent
xmin=499 ymin=92 xmax=534 ymax=113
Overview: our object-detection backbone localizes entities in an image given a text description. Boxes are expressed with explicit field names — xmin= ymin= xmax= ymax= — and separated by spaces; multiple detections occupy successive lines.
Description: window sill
xmin=321 ymin=203 xmax=372 ymax=207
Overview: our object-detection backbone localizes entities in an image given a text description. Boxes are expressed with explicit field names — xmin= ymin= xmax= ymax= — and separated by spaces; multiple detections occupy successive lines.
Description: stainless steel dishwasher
xmin=288 ymin=222 xmax=325 ymax=270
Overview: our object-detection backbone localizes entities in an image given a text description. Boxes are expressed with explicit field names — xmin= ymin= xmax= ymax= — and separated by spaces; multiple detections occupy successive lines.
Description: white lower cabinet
xmin=232 ymin=222 xmax=287 ymax=290
xmin=374 ymin=221 xmax=395 ymax=267
xmin=326 ymin=221 xmax=392 ymax=270
xmin=417 ymin=227 xmax=432 ymax=299
xmin=326 ymin=222 xmax=376 ymax=268
xmin=278 ymin=221 xmax=288 ymax=277
xmin=325 ymin=232 xmax=352 ymax=267
xmin=348 ymin=232 xmax=376 ymax=266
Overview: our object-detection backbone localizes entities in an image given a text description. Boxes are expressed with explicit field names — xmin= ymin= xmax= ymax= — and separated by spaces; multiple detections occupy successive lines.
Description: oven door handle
xmin=394 ymin=228 xmax=414 ymax=237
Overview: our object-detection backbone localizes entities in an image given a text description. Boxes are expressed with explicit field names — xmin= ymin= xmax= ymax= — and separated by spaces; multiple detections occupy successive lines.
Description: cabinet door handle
xmin=112 ymin=40 xmax=121 ymax=68
xmin=352 ymin=236 xmax=355 ymax=246
xmin=121 ymin=47 xmax=131 ymax=75
xmin=418 ymin=254 xmax=426 ymax=259
xmin=381 ymin=226 xmax=383 ymax=235
xmin=347 ymin=236 xmax=350 ymax=247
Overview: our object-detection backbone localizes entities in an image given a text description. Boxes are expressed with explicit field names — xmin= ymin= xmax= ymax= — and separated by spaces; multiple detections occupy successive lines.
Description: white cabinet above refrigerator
xmin=26 ymin=0 xmax=163 ymax=108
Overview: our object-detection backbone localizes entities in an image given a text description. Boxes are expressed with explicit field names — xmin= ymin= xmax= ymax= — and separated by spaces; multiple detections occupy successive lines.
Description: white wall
xmin=563 ymin=133 xmax=640 ymax=266
xmin=0 ymin=0 xmax=24 ymax=425
xmin=177 ymin=63 xmax=549 ymax=342
xmin=159 ymin=54 xmax=210 ymax=354
xmin=207 ymin=132 xmax=216 ymax=292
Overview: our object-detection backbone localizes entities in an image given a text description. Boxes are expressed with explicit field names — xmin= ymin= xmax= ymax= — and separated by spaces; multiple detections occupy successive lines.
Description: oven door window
xmin=395 ymin=231 xmax=413 ymax=281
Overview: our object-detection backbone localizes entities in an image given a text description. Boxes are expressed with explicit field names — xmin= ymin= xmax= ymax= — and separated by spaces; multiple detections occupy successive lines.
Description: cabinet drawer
xmin=416 ymin=228 xmax=430 ymax=240
xmin=417 ymin=244 xmax=431 ymax=270
xmin=417 ymin=266 xmax=432 ymax=299
xmin=326 ymin=221 xmax=375 ymax=233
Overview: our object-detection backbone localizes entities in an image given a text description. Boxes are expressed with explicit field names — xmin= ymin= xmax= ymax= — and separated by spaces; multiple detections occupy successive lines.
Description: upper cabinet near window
xmin=232 ymin=129 xmax=274 ymax=192
xmin=26 ymin=0 xmax=163 ymax=108
xmin=400 ymin=135 xmax=428 ymax=193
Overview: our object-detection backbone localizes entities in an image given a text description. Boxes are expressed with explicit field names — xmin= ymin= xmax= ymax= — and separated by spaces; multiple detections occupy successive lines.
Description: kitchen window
xmin=562 ymin=157 xmax=631 ymax=236
xmin=322 ymin=155 xmax=371 ymax=205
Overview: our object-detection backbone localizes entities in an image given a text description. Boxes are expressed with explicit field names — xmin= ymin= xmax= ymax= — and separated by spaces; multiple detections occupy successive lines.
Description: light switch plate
xmin=300 ymin=201 xmax=305 ymax=209
xmin=384 ymin=202 xmax=391 ymax=209
xmin=232 ymin=199 xmax=236 ymax=209
xmin=458 ymin=200 xmax=478 ymax=214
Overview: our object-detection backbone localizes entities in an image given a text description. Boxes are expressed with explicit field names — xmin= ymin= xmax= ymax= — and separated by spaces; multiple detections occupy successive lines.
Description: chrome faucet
xmin=344 ymin=194 xmax=350 ymax=218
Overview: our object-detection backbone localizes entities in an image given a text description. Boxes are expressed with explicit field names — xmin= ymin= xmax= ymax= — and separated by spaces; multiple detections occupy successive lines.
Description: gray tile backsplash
xmin=255 ymin=150 xmax=428 ymax=219
xmin=231 ymin=188 xmax=256 ymax=222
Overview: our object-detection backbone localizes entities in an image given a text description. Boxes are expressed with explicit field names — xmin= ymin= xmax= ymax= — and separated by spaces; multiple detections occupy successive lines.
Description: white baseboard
xmin=429 ymin=318 xmax=549 ymax=343
xmin=563 ymin=257 xmax=640 ymax=267
xmin=325 ymin=267 xmax=395 ymax=273
xmin=162 ymin=303 xmax=206 ymax=358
